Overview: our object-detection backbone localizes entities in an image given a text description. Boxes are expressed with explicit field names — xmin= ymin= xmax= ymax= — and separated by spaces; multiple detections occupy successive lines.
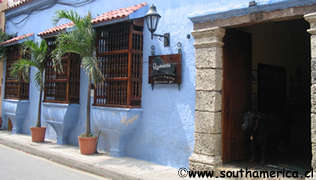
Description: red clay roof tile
xmin=91 ymin=2 xmax=147 ymax=25
xmin=5 ymin=0 xmax=33 ymax=11
xmin=38 ymin=2 xmax=147 ymax=37
xmin=38 ymin=22 xmax=74 ymax=36
xmin=0 ymin=33 xmax=34 ymax=46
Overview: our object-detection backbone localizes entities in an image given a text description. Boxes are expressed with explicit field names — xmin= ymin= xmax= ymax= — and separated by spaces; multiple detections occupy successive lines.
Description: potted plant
xmin=10 ymin=40 xmax=48 ymax=142
xmin=52 ymin=10 xmax=104 ymax=155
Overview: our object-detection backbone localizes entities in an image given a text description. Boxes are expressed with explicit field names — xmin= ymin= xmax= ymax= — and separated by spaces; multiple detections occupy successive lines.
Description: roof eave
xmin=189 ymin=0 xmax=316 ymax=24
xmin=92 ymin=16 xmax=130 ymax=28
xmin=1 ymin=34 xmax=34 ymax=47
xmin=84 ymin=5 xmax=149 ymax=28
xmin=39 ymin=4 xmax=148 ymax=37
xmin=39 ymin=32 xmax=60 ymax=39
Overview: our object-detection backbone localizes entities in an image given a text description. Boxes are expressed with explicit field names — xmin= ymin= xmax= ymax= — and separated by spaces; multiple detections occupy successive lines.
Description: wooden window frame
xmin=94 ymin=19 xmax=143 ymax=108
xmin=43 ymin=38 xmax=80 ymax=104
xmin=4 ymin=44 xmax=29 ymax=100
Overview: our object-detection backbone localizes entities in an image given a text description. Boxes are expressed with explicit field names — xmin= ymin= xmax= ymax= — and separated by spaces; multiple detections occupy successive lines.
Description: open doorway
xmin=222 ymin=18 xmax=311 ymax=172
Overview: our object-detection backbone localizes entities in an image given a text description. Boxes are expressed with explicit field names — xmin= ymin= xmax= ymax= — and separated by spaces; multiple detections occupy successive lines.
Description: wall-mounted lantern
xmin=145 ymin=4 xmax=170 ymax=47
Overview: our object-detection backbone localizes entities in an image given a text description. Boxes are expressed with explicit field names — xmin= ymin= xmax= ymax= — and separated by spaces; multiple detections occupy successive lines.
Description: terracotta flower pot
xmin=30 ymin=127 xmax=46 ymax=142
xmin=78 ymin=136 xmax=97 ymax=155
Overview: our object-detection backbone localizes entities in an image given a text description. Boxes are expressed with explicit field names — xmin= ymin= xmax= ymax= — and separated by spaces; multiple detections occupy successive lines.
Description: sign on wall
xmin=149 ymin=54 xmax=182 ymax=89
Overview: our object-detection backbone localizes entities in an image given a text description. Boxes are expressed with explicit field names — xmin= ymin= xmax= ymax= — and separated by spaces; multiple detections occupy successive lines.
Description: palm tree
xmin=52 ymin=10 xmax=104 ymax=137
xmin=0 ymin=30 xmax=15 ymax=59
xmin=10 ymin=40 xmax=48 ymax=128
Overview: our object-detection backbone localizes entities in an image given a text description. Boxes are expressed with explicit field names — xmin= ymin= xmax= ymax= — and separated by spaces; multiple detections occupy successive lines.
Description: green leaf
xmin=81 ymin=56 xmax=104 ymax=84
xmin=0 ymin=30 xmax=15 ymax=60
xmin=10 ymin=59 xmax=32 ymax=82
xmin=10 ymin=40 xmax=47 ymax=89
xmin=52 ymin=10 xmax=104 ymax=82
xmin=34 ymin=71 xmax=44 ymax=89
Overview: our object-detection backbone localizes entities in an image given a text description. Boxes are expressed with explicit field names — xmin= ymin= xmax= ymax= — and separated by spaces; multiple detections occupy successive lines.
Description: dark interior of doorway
xmin=223 ymin=18 xmax=312 ymax=173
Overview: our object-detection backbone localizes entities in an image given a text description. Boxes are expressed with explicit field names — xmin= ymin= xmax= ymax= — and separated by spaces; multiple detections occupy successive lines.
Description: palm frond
xmin=12 ymin=40 xmax=47 ymax=89
xmin=53 ymin=11 xmax=95 ymax=58
xmin=34 ymin=70 xmax=44 ymax=89
xmin=0 ymin=30 xmax=11 ymax=41
xmin=53 ymin=10 xmax=81 ymax=26
xmin=9 ymin=59 xmax=34 ymax=82
xmin=23 ymin=40 xmax=48 ymax=63
xmin=81 ymin=56 xmax=104 ymax=84
xmin=0 ymin=47 xmax=7 ymax=60
xmin=50 ymin=48 xmax=65 ymax=73
xmin=52 ymin=10 xmax=100 ymax=81
xmin=0 ymin=30 xmax=15 ymax=60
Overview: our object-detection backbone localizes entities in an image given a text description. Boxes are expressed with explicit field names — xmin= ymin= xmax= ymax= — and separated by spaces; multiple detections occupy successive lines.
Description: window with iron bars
xmin=44 ymin=38 xmax=81 ymax=104
xmin=94 ymin=19 xmax=143 ymax=108
xmin=5 ymin=45 xmax=29 ymax=100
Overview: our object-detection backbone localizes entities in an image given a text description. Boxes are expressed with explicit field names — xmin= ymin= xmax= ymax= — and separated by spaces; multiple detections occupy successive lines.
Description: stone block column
xmin=305 ymin=13 xmax=316 ymax=169
xmin=189 ymin=27 xmax=225 ymax=170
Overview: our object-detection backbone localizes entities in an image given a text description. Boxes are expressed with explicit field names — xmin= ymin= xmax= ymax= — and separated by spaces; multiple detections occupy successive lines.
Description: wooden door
xmin=222 ymin=29 xmax=251 ymax=163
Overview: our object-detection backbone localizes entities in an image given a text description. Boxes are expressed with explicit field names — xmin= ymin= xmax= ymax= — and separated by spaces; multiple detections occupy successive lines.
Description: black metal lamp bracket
xmin=152 ymin=33 xmax=170 ymax=47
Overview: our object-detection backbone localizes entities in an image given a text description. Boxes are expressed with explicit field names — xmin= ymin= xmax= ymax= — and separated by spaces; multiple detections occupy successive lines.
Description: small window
xmin=94 ymin=19 xmax=143 ymax=108
xmin=44 ymin=38 xmax=80 ymax=103
xmin=5 ymin=45 xmax=29 ymax=99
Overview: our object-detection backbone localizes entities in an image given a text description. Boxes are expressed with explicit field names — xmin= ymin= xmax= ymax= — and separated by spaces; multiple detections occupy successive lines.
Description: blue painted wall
xmin=3 ymin=0 xmax=289 ymax=168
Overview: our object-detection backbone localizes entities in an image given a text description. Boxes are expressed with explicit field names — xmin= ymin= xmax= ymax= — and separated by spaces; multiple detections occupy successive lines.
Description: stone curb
xmin=0 ymin=135 xmax=141 ymax=180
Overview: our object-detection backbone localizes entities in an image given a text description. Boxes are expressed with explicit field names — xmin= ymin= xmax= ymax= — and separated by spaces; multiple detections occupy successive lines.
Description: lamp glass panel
xmin=145 ymin=15 xmax=161 ymax=33
xmin=150 ymin=16 xmax=154 ymax=32
xmin=153 ymin=15 xmax=160 ymax=32
xmin=145 ymin=16 xmax=154 ymax=33
xmin=145 ymin=16 xmax=151 ymax=32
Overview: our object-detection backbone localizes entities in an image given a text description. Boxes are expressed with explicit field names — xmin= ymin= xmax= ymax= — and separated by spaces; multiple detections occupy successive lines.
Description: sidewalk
xmin=0 ymin=130 xmax=181 ymax=180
